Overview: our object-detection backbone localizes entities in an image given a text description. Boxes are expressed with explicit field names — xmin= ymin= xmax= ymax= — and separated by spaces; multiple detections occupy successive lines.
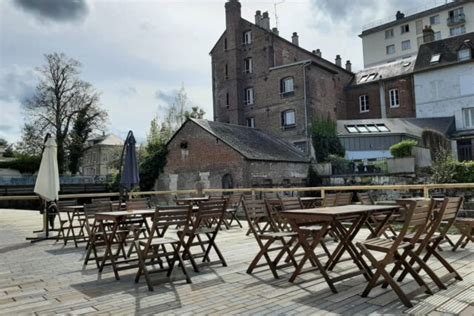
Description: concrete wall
xmin=415 ymin=62 xmax=474 ymax=131
xmin=361 ymin=2 xmax=474 ymax=67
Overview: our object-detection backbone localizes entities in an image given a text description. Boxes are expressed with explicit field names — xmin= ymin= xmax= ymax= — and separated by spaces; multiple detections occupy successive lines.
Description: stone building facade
xmin=80 ymin=134 xmax=123 ymax=177
xmin=211 ymin=0 xmax=354 ymax=156
xmin=156 ymin=119 xmax=310 ymax=191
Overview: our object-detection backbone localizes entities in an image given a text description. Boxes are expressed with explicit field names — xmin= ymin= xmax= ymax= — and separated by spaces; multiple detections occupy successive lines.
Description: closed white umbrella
xmin=34 ymin=137 xmax=60 ymax=202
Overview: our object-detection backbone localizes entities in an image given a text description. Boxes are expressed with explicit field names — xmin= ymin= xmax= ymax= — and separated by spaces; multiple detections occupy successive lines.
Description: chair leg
xmin=409 ymin=249 xmax=446 ymax=290
xmin=247 ymin=239 xmax=278 ymax=278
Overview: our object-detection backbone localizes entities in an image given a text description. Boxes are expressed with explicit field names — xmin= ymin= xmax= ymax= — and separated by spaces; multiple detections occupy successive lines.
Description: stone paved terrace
xmin=0 ymin=209 xmax=473 ymax=315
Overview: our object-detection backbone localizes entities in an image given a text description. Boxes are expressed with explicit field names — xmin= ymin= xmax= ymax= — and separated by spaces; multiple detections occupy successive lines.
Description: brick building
xmin=211 ymin=0 xmax=353 ymax=156
xmin=344 ymin=57 xmax=417 ymax=120
xmin=156 ymin=119 xmax=310 ymax=191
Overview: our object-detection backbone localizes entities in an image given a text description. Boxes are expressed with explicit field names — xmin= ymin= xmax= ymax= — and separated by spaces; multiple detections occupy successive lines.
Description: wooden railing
xmin=0 ymin=183 xmax=473 ymax=202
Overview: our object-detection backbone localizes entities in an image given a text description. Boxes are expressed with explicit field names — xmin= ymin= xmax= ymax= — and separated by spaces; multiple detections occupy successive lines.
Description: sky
xmin=0 ymin=0 xmax=429 ymax=144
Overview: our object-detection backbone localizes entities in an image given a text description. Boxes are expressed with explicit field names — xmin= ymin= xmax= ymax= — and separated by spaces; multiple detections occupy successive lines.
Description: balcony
xmin=447 ymin=13 xmax=466 ymax=26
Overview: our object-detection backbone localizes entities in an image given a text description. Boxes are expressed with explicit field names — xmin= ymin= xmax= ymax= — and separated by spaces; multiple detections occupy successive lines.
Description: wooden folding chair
xmin=278 ymin=197 xmax=303 ymax=231
xmin=179 ymin=199 xmax=228 ymax=272
xmin=393 ymin=197 xmax=464 ymax=289
xmin=357 ymin=192 xmax=397 ymax=239
xmin=224 ymin=194 xmax=243 ymax=228
xmin=453 ymin=218 xmax=474 ymax=251
xmin=243 ymin=200 xmax=298 ymax=278
xmin=357 ymin=200 xmax=440 ymax=307
xmin=335 ymin=192 xmax=353 ymax=206
xmin=135 ymin=205 xmax=192 ymax=291
xmin=55 ymin=200 xmax=78 ymax=246
xmin=322 ymin=193 xmax=337 ymax=207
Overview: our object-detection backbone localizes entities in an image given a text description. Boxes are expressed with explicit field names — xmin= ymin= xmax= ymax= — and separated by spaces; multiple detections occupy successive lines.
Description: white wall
xmin=414 ymin=62 xmax=474 ymax=131
xmin=362 ymin=2 xmax=474 ymax=67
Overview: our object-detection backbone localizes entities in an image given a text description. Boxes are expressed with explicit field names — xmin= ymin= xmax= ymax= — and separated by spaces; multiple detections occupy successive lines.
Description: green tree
xmin=22 ymin=53 xmax=107 ymax=173
xmin=431 ymin=149 xmax=456 ymax=183
xmin=311 ymin=117 xmax=345 ymax=162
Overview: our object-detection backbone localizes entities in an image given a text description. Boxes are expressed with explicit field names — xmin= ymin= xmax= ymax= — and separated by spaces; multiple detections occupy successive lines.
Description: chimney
xmin=255 ymin=10 xmax=261 ymax=26
xmin=345 ymin=60 xmax=352 ymax=72
xmin=423 ymin=25 xmax=435 ymax=43
xmin=335 ymin=55 xmax=342 ymax=67
xmin=272 ymin=27 xmax=279 ymax=35
xmin=291 ymin=32 xmax=299 ymax=46
xmin=225 ymin=0 xmax=241 ymax=31
xmin=396 ymin=10 xmax=405 ymax=20
xmin=312 ymin=49 xmax=321 ymax=57
xmin=261 ymin=11 xmax=270 ymax=30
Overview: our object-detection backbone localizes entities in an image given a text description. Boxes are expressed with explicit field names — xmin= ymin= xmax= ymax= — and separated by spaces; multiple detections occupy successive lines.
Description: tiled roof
xmin=337 ymin=117 xmax=455 ymax=138
xmin=349 ymin=57 xmax=416 ymax=86
xmin=188 ymin=119 xmax=310 ymax=163
xmin=414 ymin=32 xmax=474 ymax=71
xmin=88 ymin=134 xmax=123 ymax=146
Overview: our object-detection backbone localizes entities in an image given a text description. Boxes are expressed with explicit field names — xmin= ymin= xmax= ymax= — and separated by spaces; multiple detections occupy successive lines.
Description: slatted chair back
xmin=126 ymin=198 xmax=151 ymax=210
xmin=193 ymin=199 xmax=227 ymax=231
xmin=57 ymin=200 xmax=77 ymax=209
xmin=394 ymin=199 xmax=433 ymax=250
xmin=280 ymin=197 xmax=303 ymax=211
xmin=357 ymin=192 xmax=374 ymax=205
xmin=335 ymin=192 xmax=353 ymax=206
xmin=263 ymin=192 xmax=279 ymax=199
xmin=146 ymin=205 xmax=192 ymax=250
xmin=243 ymin=200 xmax=276 ymax=236
xmin=83 ymin=202 xmax=113 ymax=237
xmin=432 ymin=197 xmax=463 ymax=236
xmin=322 ymin=193 xmax=337 ymax=207
xmin=209 ymin=195 xmax=224 ymax=201
xmin=227 ymin=194 xmax=243 ymax=209
xmin=242 ymin=192 xmax=254 ymax=200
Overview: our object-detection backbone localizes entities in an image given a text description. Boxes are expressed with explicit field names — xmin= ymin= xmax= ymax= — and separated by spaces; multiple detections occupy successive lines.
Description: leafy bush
xmin=306 ymin=165 xmax=322 ymax=187
xmin=431 ymin=149 xmax=456 ymax=183
xmin=389 ymin=139 xmax=417 ymax=158
xmin=422 ymin=129 xmax=450 ymax=159
xmin=328 ymin=154 xmax=352 ymax=174
xmin=0 ymin=155 xmax=41 ymax=174
xmin=453 ymin=161 xmax=474 ymax=183
xmin=311 ymin=117 xmax=345 ymax=162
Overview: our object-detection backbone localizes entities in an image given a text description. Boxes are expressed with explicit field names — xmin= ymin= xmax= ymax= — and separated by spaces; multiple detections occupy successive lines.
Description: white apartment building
xmin=360 ymin=0 xmax=474 ymax=67
xmin=413 ymin=32 xmax=474 ymax=161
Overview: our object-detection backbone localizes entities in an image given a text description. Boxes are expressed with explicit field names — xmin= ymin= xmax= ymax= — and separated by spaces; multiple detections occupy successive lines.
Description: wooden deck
xmin=0 ymin=209 xmax=473 ymax=315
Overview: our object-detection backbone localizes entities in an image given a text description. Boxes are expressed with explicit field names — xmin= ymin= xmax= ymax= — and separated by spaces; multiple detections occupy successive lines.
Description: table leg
xmin=98 ymin=220 xmax=120 ymax=280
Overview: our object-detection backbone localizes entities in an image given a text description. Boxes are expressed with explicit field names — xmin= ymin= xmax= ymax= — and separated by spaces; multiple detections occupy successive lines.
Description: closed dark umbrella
xmin=119 ymin=131 xmax=140 ymax=201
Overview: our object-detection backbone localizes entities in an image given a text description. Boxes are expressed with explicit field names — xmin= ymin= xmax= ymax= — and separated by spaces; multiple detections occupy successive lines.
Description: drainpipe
xmin=302 ymin=61 xmax=312 ymax=157
xmin=379 ymin=78 xmax=387 ymax=118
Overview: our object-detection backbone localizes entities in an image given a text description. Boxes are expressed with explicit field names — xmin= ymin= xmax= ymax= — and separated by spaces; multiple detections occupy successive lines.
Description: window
xmin=430 ymin=53 xmax=441 ymax=64
xmin=448 ymin=7 xmax=465 ymax=24
xmin=280 ymin=77 xmax=294 ymax=97
xmin=430 ymin=15 xmax=440 ymax=25
xmin=389 ymin=89 xmax=400 ymax=108
xmin=386 ymin=44 xmax=395 ymax=55
xmin=244 ymin=57 xmax=253 ymax=73
xmin=246 ymin=117 xmax=255 ymax=128
xmin=244 ymin=87 xmax=254 ymax=105
xmin=224 ymin=38 xmax=227 ymax=50
xmin=356 ymin=125 xmax=369 ymax=133
xmin=401 ymin=40 xmax=411 ymax=51
xmin=458 ymin=48 xmax=472 ymax=61
xmin=434 ymin=31 xmax=441 ymax=40
xmin=293 ymin=141 xmax=307 ymax=153
xmin=401 ymin=24 xmax=409 ymax=34
xmin=367 ymin=73 xmax=378 ymax=81
xmin=450 ymin=25 xmax=466 ymax=36
xmin=281 ymin=110 xmax=296 ymax=127
xmin=359 ymin=95 xmax=369 ymax=113
xmin=345 ymin=124 xmax=390 ymax=133
xmin=416 ymin=20 xmax=423 ymax=35
xmin=243 ymin=30 xmax=252 ymax=45
xmin=225 ymin=92 xmax=229 ymax=106
xmin=385 ymin=29 xmax=394 ymax=39
xmin=463 ymin=107 xmax=474 ymax=128
xmin=225 ymin=64 xmax=228 ymax=79
xmin=346 ymin=125 xmax=358 ymax=133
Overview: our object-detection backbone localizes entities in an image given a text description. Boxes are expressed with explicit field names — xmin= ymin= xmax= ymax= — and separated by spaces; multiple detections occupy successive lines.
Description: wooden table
xmin=94 ymin=209 xmax=155 ymax=280
xmin=281 ymin=204 xmax=400 ymax=293
xmin=299 ymin=197 xmax=323 ymax=208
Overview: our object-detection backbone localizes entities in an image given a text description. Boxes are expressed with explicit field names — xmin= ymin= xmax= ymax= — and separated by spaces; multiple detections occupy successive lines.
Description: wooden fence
xmin=0 ymin=183 xmax=473 ymax=202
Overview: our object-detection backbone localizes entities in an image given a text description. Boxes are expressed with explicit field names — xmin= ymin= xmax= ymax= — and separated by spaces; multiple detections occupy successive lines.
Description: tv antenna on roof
xmin=274 ymin=0 xmax=285 ymax=29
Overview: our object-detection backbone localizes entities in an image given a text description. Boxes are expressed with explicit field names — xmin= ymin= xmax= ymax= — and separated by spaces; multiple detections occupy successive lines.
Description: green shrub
xmin=311 ymin=117 xmax=345 ymax=162
xmin=328 ymin=154 xmax=352 ymax=174
xmin=0 ymin=155 xmax=41 ymax=174
xmin=389 ymin=139 xmax=417 ymax=158
xmin=453 ymin=161 xmax=474 ymax=183
xmin=431 ymin=149 xmax=456 ymax=183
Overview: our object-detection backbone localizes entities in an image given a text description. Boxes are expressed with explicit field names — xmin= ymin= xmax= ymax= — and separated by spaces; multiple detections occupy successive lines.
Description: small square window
xmin=243 ymin=30 xmax=252 ymax=45
xmin=246 ymin=117 xmax=255 ymax=128
xmin=430 ymin=15 xmax=440 ymax=25
xmin=367 ymin=125 xmax=379 ymax=133
xmin=450 ymin=25 xmax=466 ymax=37
xmin=434 ymin=31 xmax=441 ymax=40
xmin=401 ymin=24 xmax=410 ymax=34
xmin=359 ymin=95 xmax=369 ymax=113
xmin=430 ymin=53 xmax=441 ymax=64
xmin=281 ymin=110 xmax=296 ymax=127
xmin=376 ymin=124 xmax=390 ymax=132
xmin=401 ymin=40 xmax=411 ymax=51
xmin=346 ymin=125 xmax=358 ymax=133
xmin=356 ymin=125 xmax=369 ymax=133
xmin=293 ymin=141 xmax=307 ymax=153
xmin=458 ymin=48 xmax=471 ymax=61
xmin=385 ymin=29 xmax=394 ymax=39
xmin=386 ymin=44 xmax=395 ymax=55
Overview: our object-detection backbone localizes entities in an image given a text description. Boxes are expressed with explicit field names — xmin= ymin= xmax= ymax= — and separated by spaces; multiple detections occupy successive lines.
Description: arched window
xmin=280 ymin=77 xmax=295 ymax=97
xmin=222 ymin=173 xmax=234 ymax=189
